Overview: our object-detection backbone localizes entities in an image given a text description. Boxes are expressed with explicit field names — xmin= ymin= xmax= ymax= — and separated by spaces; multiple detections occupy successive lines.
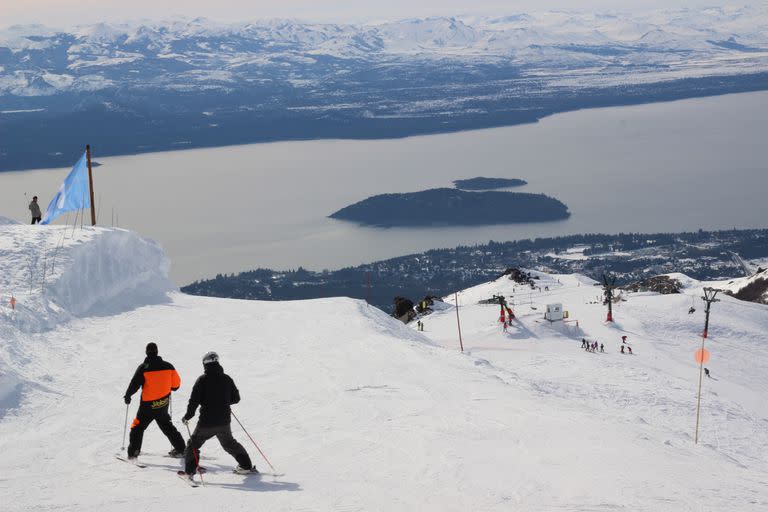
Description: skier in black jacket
xmin=180 ymin=352 xmax=255 ymax=476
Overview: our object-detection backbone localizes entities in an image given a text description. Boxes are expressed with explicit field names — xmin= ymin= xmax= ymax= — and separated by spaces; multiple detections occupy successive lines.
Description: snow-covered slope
xmin=418 ymin=270 xmax=768 ymax=509
xmin=0 ymin=224 xmax=767 ymax=510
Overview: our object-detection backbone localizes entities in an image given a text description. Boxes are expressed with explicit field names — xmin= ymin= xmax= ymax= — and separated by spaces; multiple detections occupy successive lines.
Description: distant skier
xmin=581 ymin=338 xmax=587 ymax=349
xmin=600 ymin=343 xmax=604 ymax=353
xmin=180 ymin=352 xmax=256 ymax=478
xmin=123 ymin=342 xmax=186 ymax=459
xmin=29 ymin=196 xmax=42 ymax=224
xmin=704 ymin=367 xmax=710 ymax=378
xmin=621 ymin=335 xmax=628 ymax=344
xmin=620 ymin=345 xmax=625 ymax=354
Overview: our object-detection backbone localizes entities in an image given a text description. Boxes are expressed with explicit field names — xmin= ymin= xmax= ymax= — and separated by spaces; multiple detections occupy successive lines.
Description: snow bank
xmin=0 ymin=222 xmax=174 ymax=418
xmin=48 ymin=228 xmax=174 ymax=317
xmin=0 ymin=223 xmax=174 ymax=331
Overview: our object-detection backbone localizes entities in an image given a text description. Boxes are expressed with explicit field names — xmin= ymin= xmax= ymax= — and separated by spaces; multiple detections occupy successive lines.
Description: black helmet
xmin=202 ymin=351 xmax=219 ymax=365
xmin=146 ymin=342 xmax=158 ymax=356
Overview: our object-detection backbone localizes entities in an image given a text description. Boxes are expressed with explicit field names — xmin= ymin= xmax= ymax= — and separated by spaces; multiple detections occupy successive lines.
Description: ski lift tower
xmin=603 ymin=273 xmax=617 ymax=322
xmin=701 ymin=287 xmax=721 ymax=339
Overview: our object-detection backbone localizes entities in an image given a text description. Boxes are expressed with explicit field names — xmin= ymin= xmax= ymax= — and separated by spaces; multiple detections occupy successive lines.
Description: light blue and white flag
xmin=40 ymin=152 xmax=91 ymax=225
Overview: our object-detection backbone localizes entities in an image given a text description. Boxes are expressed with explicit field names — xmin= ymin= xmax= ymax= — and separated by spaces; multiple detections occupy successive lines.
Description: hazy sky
xmin=1 ymin=0 xmax=730 ymax=28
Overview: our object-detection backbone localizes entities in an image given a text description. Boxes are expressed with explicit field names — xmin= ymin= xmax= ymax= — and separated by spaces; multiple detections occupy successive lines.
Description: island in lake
xmin=329 ymin=188 xmax=570 ymax=227
xmin=453 ymin=177 xmax=527 ymax=190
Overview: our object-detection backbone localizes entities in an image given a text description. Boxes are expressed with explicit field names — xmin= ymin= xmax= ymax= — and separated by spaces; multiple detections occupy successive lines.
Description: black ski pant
xmin=128 ymin=399 xmax=186 ymax=457
xmin=184 ymin=423 xmax=252 ymax=474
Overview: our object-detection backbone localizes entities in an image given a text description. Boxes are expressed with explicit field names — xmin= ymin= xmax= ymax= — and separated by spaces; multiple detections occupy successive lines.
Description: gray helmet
xmin=202 ymin=351 xmax=219 ymax=365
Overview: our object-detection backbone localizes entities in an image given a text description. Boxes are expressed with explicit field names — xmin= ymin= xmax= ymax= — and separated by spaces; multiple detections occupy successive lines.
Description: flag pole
xmin=86 ymin=145 xmax=96 ymax=226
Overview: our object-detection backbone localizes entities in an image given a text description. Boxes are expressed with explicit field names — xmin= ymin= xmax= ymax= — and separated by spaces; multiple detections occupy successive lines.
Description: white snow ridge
xmin=0 ymin=221 xmax=767 ymax=510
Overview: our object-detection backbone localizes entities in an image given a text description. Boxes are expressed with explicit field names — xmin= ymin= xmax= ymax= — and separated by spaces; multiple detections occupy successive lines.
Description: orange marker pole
xmin=694 ymin=343 xmax=710 ymax=444
xmin=10 ymin=296 xmax=16 ymax=310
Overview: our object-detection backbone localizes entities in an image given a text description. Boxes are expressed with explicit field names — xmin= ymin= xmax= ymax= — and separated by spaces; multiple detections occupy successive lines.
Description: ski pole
xmin=231 ymin=410 xmax=277 ymax=473
xmin=185 ymin=423 xmax=205 ymax=485
xmin=121 ymin=403 xmax=129 ymax=451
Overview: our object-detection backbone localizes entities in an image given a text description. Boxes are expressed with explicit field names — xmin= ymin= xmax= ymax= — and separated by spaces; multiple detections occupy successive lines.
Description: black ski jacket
xmin=183 ymin=362 xmax=240 ymax=427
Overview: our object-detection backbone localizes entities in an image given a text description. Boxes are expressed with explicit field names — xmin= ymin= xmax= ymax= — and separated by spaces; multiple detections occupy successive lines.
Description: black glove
xmin=124 ymin=396 xmax=131 ymax=405
xmin=181 ymin=415 xmax=191 ymax=425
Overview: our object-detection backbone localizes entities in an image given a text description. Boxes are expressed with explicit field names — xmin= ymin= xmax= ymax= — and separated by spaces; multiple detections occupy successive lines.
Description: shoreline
xmin=3 ymin=73 xmax=768 ymax=173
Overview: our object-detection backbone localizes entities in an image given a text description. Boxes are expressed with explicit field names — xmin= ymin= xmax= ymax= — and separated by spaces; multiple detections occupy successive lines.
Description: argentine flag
xmin=41 ymin=152 xmax=91 ymax=225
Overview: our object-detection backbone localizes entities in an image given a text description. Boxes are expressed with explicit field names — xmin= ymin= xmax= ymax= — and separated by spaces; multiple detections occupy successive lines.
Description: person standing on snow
xmin=600 ymin=343 xmax=604 ymax=353
xmin=123 ymin=342 xmax=186 ymax=459
xmin=180 ymin=352 xmax=256 ymax=476
xmin=29 ymin=196 xmax=42 ymax=224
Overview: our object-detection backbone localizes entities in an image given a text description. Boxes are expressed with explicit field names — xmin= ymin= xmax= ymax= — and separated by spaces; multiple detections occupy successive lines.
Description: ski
xmin=232 ymin=469 xmax=285 ymax=477
xmin=115 ymin=454 xmax=147 ymax=468
xmin=177 ymin=471 xmax=200 ymax=487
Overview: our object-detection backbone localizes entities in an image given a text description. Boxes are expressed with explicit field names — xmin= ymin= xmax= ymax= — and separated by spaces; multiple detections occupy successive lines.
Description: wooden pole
xmin=455 ymin=292 xmax=464 ymax=352
xmin=86 ymin=145 xmax=96 ymax=226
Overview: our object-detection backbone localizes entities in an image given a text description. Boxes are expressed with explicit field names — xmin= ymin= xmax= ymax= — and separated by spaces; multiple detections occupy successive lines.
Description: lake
xmin=1 ymin=91 xmax=767 ymax=285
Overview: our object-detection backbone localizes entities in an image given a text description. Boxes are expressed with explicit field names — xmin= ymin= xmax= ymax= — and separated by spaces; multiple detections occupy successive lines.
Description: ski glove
xmin=124 ymin=396 xmax=131 ymax=405
xmin=181 ymin=415 xmax=191 ymax=425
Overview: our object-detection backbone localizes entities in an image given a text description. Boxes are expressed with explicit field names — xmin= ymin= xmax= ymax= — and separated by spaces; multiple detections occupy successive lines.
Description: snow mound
xmin=0 ymin=222 xmax=174 ymax=418
xmin=0 ymin=216 xmax=20 ymax=225
xmin=0 ymin=224 xmax=174 ymax=332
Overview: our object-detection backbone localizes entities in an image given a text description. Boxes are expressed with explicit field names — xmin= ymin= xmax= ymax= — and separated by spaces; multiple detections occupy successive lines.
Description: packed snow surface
xmin=1 ymin=224 xmax=767 ymax=511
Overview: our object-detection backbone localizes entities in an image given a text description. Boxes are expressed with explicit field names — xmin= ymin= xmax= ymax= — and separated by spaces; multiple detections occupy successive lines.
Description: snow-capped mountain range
xmin=1 ymin=6 xmax=768 ymax=170
xmin=2 ymin=7 xmax=767 ymax=97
